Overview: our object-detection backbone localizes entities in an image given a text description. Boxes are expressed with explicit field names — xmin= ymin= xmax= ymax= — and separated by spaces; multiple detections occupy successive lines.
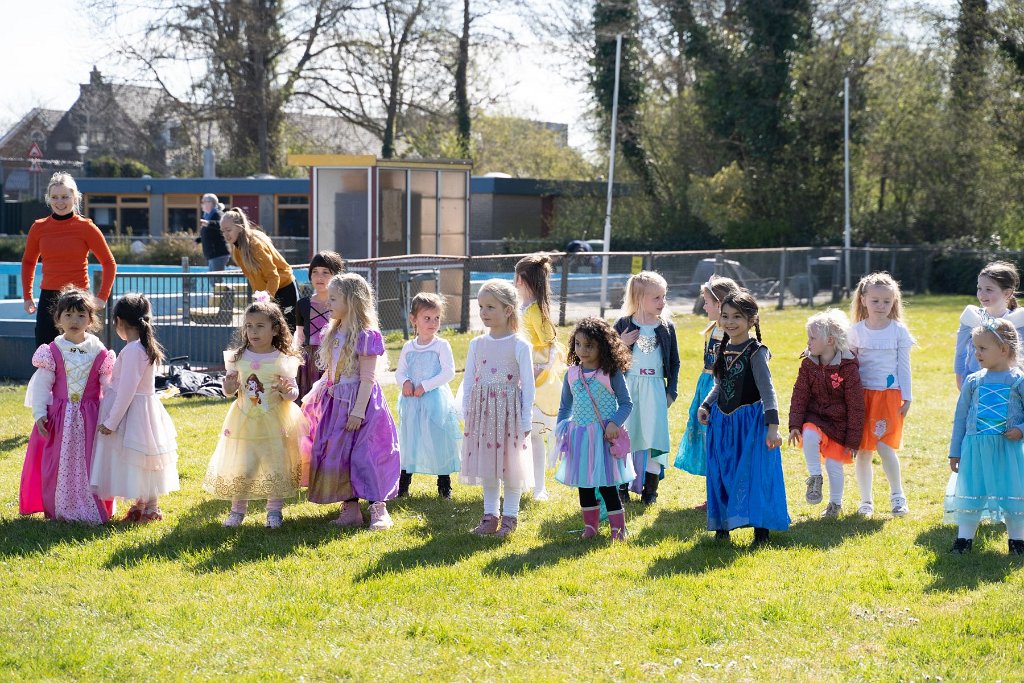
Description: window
xmin=276 ymin=194 xmax=309 ymax=237
xmin=165 ymin=194 xmax=200 ymax=233
xmin=83 ymin=194 xmax=150 ymax=235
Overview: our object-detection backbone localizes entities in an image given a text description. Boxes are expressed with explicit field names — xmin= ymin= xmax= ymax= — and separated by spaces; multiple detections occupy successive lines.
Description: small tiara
xmin=980 ymin=315 xmax=1007 ymax=344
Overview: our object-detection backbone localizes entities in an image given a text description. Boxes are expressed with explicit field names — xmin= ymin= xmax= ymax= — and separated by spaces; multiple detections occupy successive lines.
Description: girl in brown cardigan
xmin=787 ymin=309 xmax=866 ymax=519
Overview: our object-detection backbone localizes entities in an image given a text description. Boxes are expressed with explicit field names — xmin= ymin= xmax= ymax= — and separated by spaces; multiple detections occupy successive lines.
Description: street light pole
xmin=599 ymin=33 xmax=622 ymax=318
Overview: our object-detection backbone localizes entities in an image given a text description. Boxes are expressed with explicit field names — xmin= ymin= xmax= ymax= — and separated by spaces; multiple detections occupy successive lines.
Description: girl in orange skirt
xmin=848 ymin=273 xmax=915 ymax=518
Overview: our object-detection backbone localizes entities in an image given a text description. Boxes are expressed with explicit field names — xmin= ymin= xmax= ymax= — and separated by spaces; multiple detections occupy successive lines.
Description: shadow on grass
xmin=0 ymin=515 xmax=119 ymax=557
xmin=915 ymin=524 xmax=1023 ymax=592
xmin=103 ymin=499 xmax=342 ymax=573
xmin=354 ymin=491 xmax=510 ymax=581
xmin=643 ymin=512 xmax=886 ymax=578
xmin=0 ymin=434 xmax=29 ymax=453
xmin=480 ymin=509 xmax=602 ymax=576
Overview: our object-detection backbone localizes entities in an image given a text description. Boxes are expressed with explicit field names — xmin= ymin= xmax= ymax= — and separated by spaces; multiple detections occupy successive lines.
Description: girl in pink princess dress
xmin=90 ymin=294 xmax=179 ymax=522
xmin=20 ymin=286 xmax=115 ymax=523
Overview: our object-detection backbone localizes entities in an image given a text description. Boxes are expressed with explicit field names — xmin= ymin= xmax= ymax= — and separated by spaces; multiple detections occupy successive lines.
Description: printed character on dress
xmin=946 ymin=319 xmax=1024 ymax=555
xmin=674 ymin=275 xmax=742 ymax=509
xmin=20 ymin=286 xmax=115 ymax=523
xmin=295 ymin=250 xmax=345 ymax=403
xmin=554 ymin=317 xmax=635 ymax=540
xmin=787 ymin=309 xmax=865 ymax=519
xmin=514 ymin=253 xmax=567 ymax=502
xmin=614 ymin=271 xmax=680 ymax=505
xmin=460 ymin=279 xmax=535 ymax=539
xmin=395 ymin=292 xmax=462 ymax=499
xmin=848 ymin=272 xmax=915 ymax=518
xmin=203 ymin=293 xmax=304 ymax=529
xmin=954 ymin=260 xmax=1024 ymax=390
xmin=697 ymin=291 xmax=789 ymax=547
xmin=90 ymin=294 xmax=180 ymax=522
xmin=305 ymin=273 xmax=401 ymax=530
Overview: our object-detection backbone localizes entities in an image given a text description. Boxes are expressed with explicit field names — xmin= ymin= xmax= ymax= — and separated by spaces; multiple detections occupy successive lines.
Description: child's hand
xmin=402 ymin=380 xmax=414 ymax=397
xmin=666 ymin=391 xmax=675 ymax=408
xmin=1005 ymin=427 xmax=1023 ymax=441
xmin=98 ymin=424 xmax=114 ymax=435
xmin=604 ymin=422 xmax=620 ymax=442
xmin=787 ymin=429 xmax=802 ymax=447
xmin=414 ymin=386 xmax=425 ymax=397
xmin=620 ymin=328 xmax=640 ymax=346
xmin=345 ymin=414 xmax=364 ymax=431
xmin=697 ymin=406 xmax=710 ymax=426
xmin=950 ymin=457 xmax=960 ymax=473
xmin=223 ymin=371 xmax=239 ymax=395
xmin=765 ymin=425 xmax=782 ymax=450
xmin=523 ymin=430 xmax=532 ymax=440
xmin=900 ymin=400 xmax=911 ymax=416
xmin=35 ymin=417 xmax=49 ymax=437
xmin=845 ymin=447 xmax=857 ymax=459
xmin=144 ymin=454 xmax=164 ymax=472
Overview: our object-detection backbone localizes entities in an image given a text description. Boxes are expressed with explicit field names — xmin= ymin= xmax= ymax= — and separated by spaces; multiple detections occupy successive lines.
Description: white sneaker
xmin=891 ymin=495 xmax=909 ymax=517
xmin=533 ymin=489 xmax=549 ymax=501
xmin=856 ymin=502 xmax=874 ymax=518
xmin=368 ymin=502 xmax=393 ymax=531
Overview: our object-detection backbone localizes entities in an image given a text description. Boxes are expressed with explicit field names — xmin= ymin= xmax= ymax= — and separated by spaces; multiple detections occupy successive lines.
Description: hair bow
xmin=253 ymin=290 xmax=271 ymax=304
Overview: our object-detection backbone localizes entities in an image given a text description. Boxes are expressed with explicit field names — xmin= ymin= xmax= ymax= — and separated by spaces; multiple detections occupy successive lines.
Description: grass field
xmin=1 ymin=294 xmax=1022 ymax=681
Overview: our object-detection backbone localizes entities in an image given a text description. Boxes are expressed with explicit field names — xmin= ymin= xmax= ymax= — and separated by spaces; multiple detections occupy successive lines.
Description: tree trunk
xmin=455 ymin=0 xmax=472 ymax=159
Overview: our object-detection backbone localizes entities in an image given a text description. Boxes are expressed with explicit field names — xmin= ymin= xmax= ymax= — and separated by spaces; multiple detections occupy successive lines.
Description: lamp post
xmin=76 ymin=135 xmax=89 ymax=177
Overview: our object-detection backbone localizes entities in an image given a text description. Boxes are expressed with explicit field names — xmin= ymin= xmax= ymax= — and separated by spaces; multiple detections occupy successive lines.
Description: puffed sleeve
xmin=99 ymin=349 xmax=116 ymax=387
xmin=420 ymin=340 xmax=456 ymax=392
xmin=516 ymin=337 xmax=535 ymax=433
xmin=25 ymin=344 xmax=56 ymax=420
xmin=355 ymin=329 xmax=385 ymax=357
xmin=277 ymin=354 xmax=302 ymax=379
xmin=101 ymin=345 xmax=148 ymax=430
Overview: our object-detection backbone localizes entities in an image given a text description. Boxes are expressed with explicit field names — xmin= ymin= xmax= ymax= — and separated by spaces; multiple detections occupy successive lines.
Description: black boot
xmin=437 ymin=475 xmax=452 ymax=499
xmin=641 ymin=472 xmax=660 ymax=504
xmin=397 ymin=470 xmax=413 ymax=497
xmin=950 ymin=537 xmax=973 ymax=554
xmin=752 ymin=527 xmax=770 ymax=547
xmin=618 ymin=484 xmax=630 ymax=505
xmin=714 ymin=530 xmax=730 ymax=541
xmin=1008 ymin=539 xmax=1023 ymax=555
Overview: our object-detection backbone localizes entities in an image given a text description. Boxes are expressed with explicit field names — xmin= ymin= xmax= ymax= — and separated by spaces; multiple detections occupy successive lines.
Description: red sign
xmin=27 ymin=142 xmax=43 ymax=159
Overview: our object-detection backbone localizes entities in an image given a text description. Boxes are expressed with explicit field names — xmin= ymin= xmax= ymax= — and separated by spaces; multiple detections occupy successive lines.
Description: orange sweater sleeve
xmin=21 ymin=226 xmax=42 ymax=300
xmin=84 ymin=220 xmax=117 ymax=301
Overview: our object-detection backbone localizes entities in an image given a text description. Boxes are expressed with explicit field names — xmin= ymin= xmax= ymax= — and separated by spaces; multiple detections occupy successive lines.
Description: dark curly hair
xmin=713 ymin=291 xmax=762 ymax=379
xmin=567 ymin=316 xmax=631 ymax=376
xmin=228 ymin=299 xmax=301 ymax=362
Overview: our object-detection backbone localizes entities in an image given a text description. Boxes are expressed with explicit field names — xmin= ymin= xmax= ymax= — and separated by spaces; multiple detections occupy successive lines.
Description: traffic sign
xmin=27 ymin=142 xmax=43 ymax=159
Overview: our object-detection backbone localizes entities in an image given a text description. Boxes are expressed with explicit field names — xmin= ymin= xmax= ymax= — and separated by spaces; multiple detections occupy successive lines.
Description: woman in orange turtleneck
xmin=21 ymin=172 xmax=117 ymax=346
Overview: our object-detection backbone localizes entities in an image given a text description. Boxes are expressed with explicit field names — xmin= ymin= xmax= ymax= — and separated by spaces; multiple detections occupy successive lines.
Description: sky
xmin=0 ymin=0 xmax=593 ymax=151
xmin=1 ymin=0 xmax=957 ymax=158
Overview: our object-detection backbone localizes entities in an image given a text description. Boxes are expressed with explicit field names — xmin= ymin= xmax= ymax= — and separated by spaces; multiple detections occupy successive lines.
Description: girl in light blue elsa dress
xmin=395 ymin=295 xmax=462 ymax=499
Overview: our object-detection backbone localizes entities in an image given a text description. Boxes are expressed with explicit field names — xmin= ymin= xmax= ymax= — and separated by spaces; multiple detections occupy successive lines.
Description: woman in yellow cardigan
xmin=220 ymin=208 xmax=299 ymax=331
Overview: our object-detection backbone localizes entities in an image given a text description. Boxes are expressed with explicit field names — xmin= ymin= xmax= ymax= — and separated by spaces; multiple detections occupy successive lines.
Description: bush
xmin=929 ymin=247 xmax=1024 ymax=296
xmin=98 ymin=236 xmax=202 ymax=265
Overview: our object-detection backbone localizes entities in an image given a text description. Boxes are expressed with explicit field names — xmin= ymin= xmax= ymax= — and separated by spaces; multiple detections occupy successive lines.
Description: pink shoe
xmin=581 ymin=505 xmax=601 ymax=539
xmin=471 ymin=514 xmax=500 ymax=535
xmin=608 ymin=509 xmax=628 ymax=541
xmin=368 ymin=502 xmax=393 ymax=531
xmin=693 ymin=501 xmax=708 ymax=511
xmin=495 ymin=515 xmax=518 ymax=539
xmin=332 ymin=500 xmax=364 ymax=527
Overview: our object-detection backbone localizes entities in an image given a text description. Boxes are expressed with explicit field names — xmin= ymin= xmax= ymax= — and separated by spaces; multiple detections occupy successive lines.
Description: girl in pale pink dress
xmin=20 ymin=287 xmax=115 ymax=524
xmin=90 ymin=294 xmax=179 ymax=522
xmin=460 ymin=279 xmax=535 ymax=539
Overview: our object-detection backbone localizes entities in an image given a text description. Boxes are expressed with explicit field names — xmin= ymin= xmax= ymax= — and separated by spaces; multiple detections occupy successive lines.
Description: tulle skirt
xmin=91 ymin=393 xmax=180 ymax=500
xmin=675 ymin=372 xmax=714 ymax=476
xmin=944 ymin=434 xmax=1024 ymax=526
xmin=397 ymin=385 xmax=462 ymax=475
xmin=554 ymin=419 xmax=636 ymax=488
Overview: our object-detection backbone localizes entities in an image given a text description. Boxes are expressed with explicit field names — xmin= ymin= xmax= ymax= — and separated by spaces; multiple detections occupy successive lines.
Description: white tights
xmin=855 ymin=443 xmax=903 ymax=506
xmin=958 ymin=512 xmax=1024 ymax=541
xmin=802 ymin=429 xmax=845 ymax=505
xmin=483 ymin=479 xmax=523 ymax=518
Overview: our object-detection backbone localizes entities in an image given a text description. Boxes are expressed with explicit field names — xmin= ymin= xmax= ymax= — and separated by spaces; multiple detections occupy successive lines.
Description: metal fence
xmin=79 ymin=244 xmax=970 ymax=372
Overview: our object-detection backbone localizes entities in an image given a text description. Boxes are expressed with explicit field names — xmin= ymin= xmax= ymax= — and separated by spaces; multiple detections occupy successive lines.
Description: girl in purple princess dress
xmin=305 ymin=273 xmax=401 ymax=531
xmin=20 ymin=286 xmax=115 ymax=523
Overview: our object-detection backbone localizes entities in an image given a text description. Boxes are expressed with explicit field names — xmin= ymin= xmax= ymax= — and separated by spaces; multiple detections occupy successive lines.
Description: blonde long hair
xmin=622 ymin=270 xmax=668 ymax=320
xmin=318 ymin=273 xmax=380 ymax=378
xmin=222 ymin=208 xmax=283 ymax=275
xmin=850 ymin=272 xmax=904 ymax=323
xmin=46 ymin=172 xmax=83 ymax=215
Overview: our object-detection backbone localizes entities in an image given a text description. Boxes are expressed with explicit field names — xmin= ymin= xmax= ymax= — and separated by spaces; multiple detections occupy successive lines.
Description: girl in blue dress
xmin=674 ymin=275 xmax=741 ymax=509
xmin=555 ymin=317 xmax=635 ymax=540
xmin=947 ymin=318 xmax=1024 ymax=555
xmin=954 ymin=261 xmax=1024 ymax=391
xmin=697 ymin=291 xmax=789 ymax=547
xmin=614 ymin=271 xmax=679 ymax=505
xmin=395 ymin=293 xmax=462 ymax=498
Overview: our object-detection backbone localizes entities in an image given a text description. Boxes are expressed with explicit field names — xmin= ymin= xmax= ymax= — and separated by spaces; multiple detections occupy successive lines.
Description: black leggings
xmin=579 ymin=486 xmax=623 ymax=513
xmin=34 ymin=289 xmax=61 ymax=348
xmin=274 ymin=281 xmax=299 ymax=333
